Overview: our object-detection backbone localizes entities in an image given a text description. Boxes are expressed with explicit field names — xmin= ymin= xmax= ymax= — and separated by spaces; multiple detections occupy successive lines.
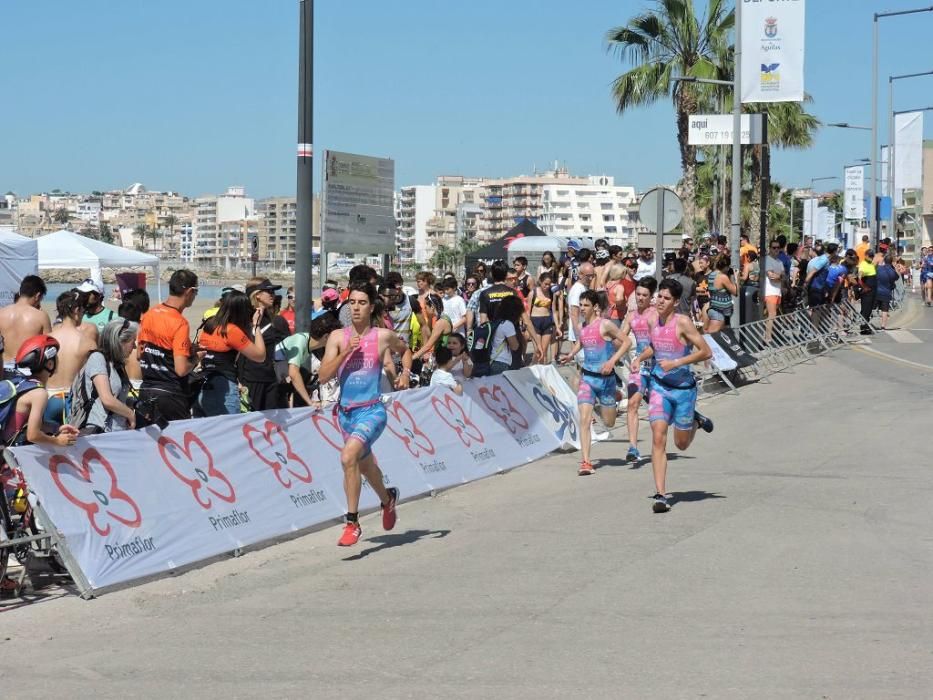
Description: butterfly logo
xmin=477 ymin=383 xmax=529 ymax=435
xmin=49 ymin=449 xmax=142 ymax=537
xmin=385 ymin=400 xmax=435 ymax=457
xmin=158 ymin=432 xmax=236 ymax=510
xmin=761 ymin=63 xmax=780 ymax=74
xmin=310 ymin=409 xmax=345 ymax=452
xmin=431 ymin=393 xmax=484 ymax=447
xmin=533 ymin=386 xmax=578 ymax=442
xmin=243 ymin=420 xmax=312 ymax=489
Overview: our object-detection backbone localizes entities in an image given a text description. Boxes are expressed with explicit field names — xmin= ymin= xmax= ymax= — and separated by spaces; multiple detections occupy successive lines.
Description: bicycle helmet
xmin=15 ymin=335 xmax=60 ymax=375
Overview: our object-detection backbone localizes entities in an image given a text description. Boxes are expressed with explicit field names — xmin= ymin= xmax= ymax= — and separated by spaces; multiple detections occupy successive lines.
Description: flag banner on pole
xmin=741 ymin=0 xmax=806 ymax=103
xmin=802 ymin=198 xmax=819 ymax=237
xmin=817 ymin=207 xmax=835 ymax=239
xmin=894 ymin=111 xmax=923 ymax=206
xmin=844 ymin=166 xmax=865 ymax=220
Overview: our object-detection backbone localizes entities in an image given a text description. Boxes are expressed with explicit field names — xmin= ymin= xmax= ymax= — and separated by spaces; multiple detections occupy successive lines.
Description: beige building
xmin=255 ymin=195 xmax=320 ymax=270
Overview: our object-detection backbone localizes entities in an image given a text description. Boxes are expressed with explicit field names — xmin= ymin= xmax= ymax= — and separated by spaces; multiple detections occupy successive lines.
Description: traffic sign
xmin=639 ymin=187 xmax=683 ymax=234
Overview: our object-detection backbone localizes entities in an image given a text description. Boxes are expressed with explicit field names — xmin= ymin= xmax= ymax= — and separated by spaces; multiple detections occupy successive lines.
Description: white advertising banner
xmin=741 ymin=0 xmax=806 ymax=103
xmin=461 ymin=374 xmax=562 ymax=456
xmin=817 ymin=207 xmax=835 ymax=239
xmin=8 ymin=380 xmax=558 ymax=593
xmin=894 ymin=111 xmax=923 ymax=206
xmin=506 ymin=364 xmax=609 ymax=450
xmin=802 ymin=198 xmax=819 ymax=238
xmin=687 ymin=114 xmax=764 ymax=146
xmin=703 ymin=334 xmax=738 ymax=372
xmin=844 ymin=166 xmax=865 ymax=220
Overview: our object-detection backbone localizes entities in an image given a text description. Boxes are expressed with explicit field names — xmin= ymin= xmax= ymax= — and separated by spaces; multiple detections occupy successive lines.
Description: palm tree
xmin=162 ymin=214 xmax=177 ymax=254
xmin=607 ymin=0 xmax=734 ymax=237
xmin=745 ymin=99 xmax=820 ymax=237
xmin=53 ymin=208 xmax=70 ymax=226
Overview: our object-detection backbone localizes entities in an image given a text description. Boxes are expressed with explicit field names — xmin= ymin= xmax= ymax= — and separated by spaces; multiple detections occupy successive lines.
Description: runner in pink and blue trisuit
xmin=318 ymin=281 xmax=413 ymax=547
xmin=618 ymin=276 xmax=658 ymax=463
xmin=632 ymin=277 xmax=714 ymax=514
xmin=560 ymin=289 xmax=631 ymax=475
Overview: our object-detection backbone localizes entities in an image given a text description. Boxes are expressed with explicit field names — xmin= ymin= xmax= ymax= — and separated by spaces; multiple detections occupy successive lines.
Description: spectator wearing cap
xmin=77 ymin=278 xmax=116 ymax=330
xmin=238 ymin=277 xmax=290 ymax=411
xmin=594 ymin=247 xmax=613 ymax=289
xmin=202 ymin=284 xmax=245 ymax=321
xmin=561 ymin=239 xmax=582 ymax=283
xmin=314 ymin=287 xmax=341 ymax=322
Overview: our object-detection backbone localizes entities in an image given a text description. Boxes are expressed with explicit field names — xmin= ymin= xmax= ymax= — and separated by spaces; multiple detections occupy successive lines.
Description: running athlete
xmin=618 ymin=276 xmax=658 ymax=463
xmin=632 ymin=278 xmax=714 ymax=513
xmin=317 ymin=281 xmax=413 ymax=547
xmin=560 ymin=290 xmax=631 ymax=475
xmin=921 ymin=246 xmax=933 ymax=307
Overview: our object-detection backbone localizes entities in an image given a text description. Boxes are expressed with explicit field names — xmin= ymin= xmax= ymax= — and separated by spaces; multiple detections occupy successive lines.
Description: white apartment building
xmin=539 ymin=176 xmax=641 ymax=241
xmin=192 ymin=186 xmax=255 ymax=268
xmin=396 ymin=185 xmax=436 ymax=264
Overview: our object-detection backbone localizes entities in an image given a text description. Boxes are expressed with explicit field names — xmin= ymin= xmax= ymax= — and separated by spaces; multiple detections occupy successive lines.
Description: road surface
xmin=3 ymin=303 xmax=932 ymax=699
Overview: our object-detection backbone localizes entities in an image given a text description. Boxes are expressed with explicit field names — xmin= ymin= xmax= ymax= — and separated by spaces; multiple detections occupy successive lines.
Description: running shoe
xmin=338 ymin=521 xmax=362 ymax=547
xmin=578 ymin=460 xmax=595 ymax=476
xmin=652 ymin=493 xmax=671 ymax=513
xmin=382 ymin=487 xmax=399 ymax=531
xmin=694 ymin=410 xmax=714 ymax=434
xmin=626 ymin=445 xmax=640 ymax=462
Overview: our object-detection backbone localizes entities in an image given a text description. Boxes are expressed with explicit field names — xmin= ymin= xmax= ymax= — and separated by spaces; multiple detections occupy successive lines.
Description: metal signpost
xmin=639 ymin=186 xmax=684 ymax=264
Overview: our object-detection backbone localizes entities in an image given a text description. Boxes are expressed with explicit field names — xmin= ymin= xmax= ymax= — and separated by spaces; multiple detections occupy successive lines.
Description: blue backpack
xmin=0 ymin=371 xmax=42 ymax=446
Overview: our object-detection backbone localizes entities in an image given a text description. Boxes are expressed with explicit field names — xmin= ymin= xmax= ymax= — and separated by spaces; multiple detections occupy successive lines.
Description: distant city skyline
xmin=2 ymin=1 xmax=932 ymax=199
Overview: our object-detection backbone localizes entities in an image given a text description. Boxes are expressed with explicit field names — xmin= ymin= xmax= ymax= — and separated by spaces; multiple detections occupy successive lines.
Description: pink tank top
xmin=337 ymin=327 xmax=382 ymax=408
xmin=630 ymin=307 xmax=656 ymax=354
xmin=649 ymin=313 xmax=694 ymax=387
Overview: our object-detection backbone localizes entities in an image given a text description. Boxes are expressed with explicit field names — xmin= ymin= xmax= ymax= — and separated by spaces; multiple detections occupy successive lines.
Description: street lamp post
xmin=872 ymin=7 xmax=933 ymax=247
xmin=294 ymin=0 xmax=314 ymax=334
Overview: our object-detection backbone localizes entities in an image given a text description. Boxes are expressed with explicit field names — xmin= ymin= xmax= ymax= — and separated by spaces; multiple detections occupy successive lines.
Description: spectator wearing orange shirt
xmin=137 ymin=270 xmax=199 ymax=422
xmin=195 ymin=292 xmax=266 ymax=416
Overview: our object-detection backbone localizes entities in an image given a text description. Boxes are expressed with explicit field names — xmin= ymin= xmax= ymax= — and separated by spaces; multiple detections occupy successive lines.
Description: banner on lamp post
xmin=894 ymin=111 xmax=923 ymax=206
xmin=802 ymin=198 xmax=819 ymax=238
xmin=741 ymin=0 xmax=806 ymax=103
xmin=844 ymin=166 xmax=865 ymax=220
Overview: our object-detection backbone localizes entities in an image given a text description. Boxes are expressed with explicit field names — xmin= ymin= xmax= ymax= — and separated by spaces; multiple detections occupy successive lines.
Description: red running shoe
xmin=338 ymin=521 xmax=362 ymax=546
xmin=578 ymin=460 xmax=595 ymax=476
xmin=382 ymin=487 xmax=399 ymax=531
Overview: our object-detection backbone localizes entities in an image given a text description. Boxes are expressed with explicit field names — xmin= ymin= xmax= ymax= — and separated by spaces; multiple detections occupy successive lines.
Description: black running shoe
xmin=652 ymin=493 xmax=671 ymax=513
xmin=694 ymin=410 xmax=714 ymax=434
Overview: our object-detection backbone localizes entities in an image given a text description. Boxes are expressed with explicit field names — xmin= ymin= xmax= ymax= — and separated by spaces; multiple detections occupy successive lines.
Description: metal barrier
xmin=695 ymin=299 xmax=876 ymax=390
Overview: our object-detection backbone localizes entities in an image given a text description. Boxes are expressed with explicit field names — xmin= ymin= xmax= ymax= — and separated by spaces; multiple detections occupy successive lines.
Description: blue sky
xmin=2 ymin=0 xmax=931 ymax=198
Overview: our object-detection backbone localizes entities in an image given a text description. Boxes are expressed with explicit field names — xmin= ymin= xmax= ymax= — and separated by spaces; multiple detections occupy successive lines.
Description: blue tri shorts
xmin=577 ymin=373 xmax=617 ymax=408
xmin=43 ymin=390 xmax=71 ymax=428
xmin=648 ymin=382 xmax=697 ymax=431
xmin=337 ymin=401 xmax=387 ymax=457
xmin=627 ymin=369 xmax=651 ymax=399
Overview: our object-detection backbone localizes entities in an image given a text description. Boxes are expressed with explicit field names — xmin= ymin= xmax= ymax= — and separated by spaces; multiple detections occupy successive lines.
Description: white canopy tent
xmin=36 ymin=229 xmax=161 ymax=300
xmin=0 ymin=229 xmax=40 ymax=306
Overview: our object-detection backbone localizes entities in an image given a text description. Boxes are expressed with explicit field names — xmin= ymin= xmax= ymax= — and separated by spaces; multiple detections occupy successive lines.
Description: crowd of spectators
xmin=0 ymin=230 xmax=912 ymax=447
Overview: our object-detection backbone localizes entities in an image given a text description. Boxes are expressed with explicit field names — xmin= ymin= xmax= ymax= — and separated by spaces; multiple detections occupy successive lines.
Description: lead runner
xmin=317 ymin=281 xmax=413 ymax=546
xmin=631 ymin=278 xmax=714 ymax=513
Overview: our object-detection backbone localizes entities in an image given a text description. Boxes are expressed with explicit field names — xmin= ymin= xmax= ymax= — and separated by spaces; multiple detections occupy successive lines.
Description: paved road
xmin=4 ymin=302 xmax=932 ymax=699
